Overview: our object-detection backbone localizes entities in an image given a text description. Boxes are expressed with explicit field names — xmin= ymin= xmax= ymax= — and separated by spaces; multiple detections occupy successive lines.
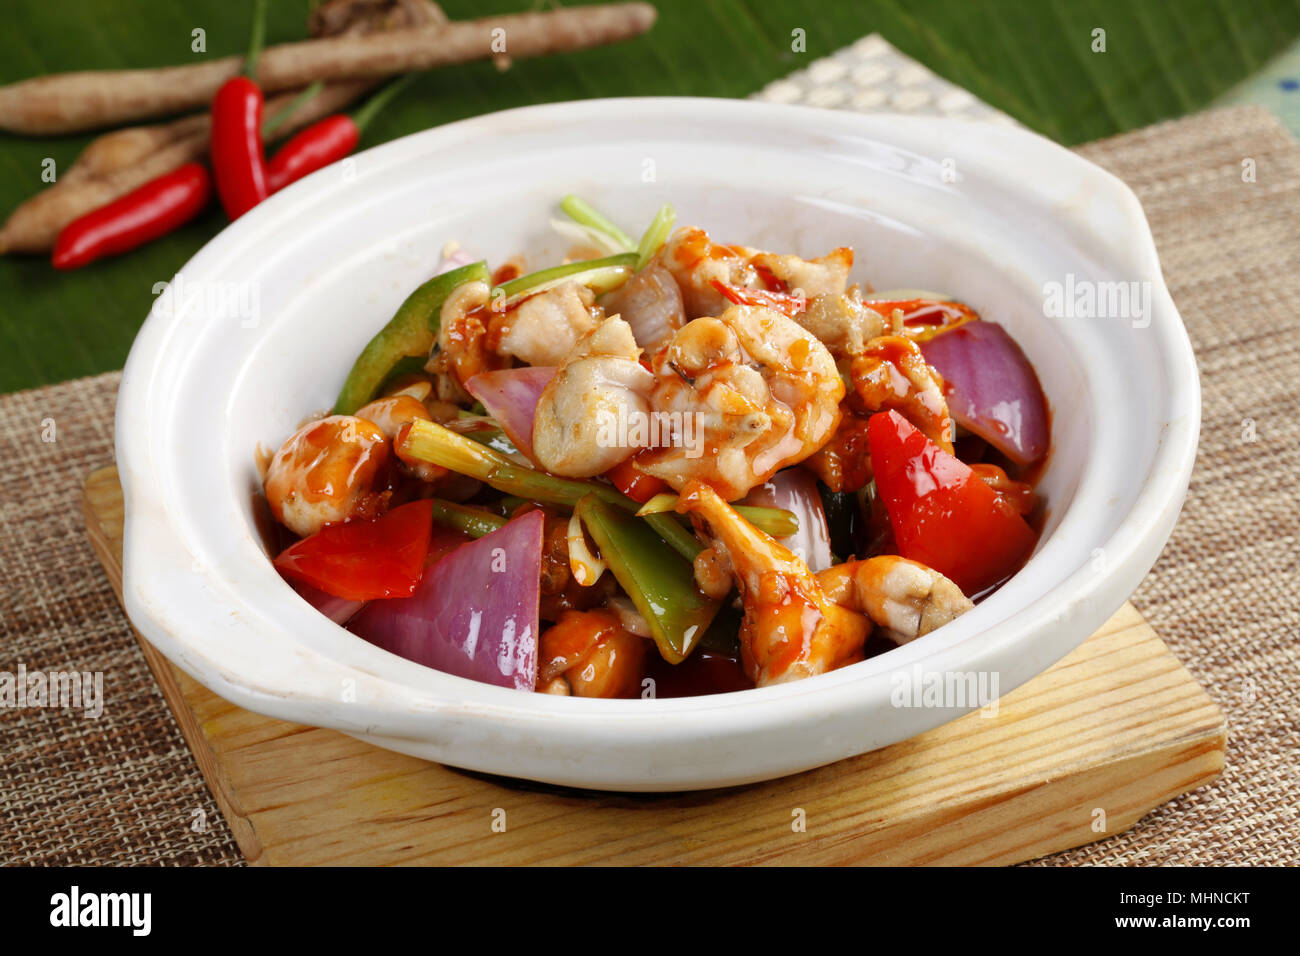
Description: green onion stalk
xmin=397 ymin=419 xmax=796 ymax=553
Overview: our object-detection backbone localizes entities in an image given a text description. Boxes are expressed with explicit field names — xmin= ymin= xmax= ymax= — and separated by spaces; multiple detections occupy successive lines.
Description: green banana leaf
xmin=2 ymin=0 xmax=1298 ymax=392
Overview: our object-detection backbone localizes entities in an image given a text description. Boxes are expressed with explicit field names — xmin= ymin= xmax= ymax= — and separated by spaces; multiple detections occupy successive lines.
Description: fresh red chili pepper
xmin=273 ymin=499 xmax=436 ymax=601
xmin=210 ymin=0 xmax=269 ymax=220
xmin=265 ymin=75 xmax=414 ymax=194
xmin=867 ymin=409 xmax=1036 ymax=595
xmin=51 ymin=163 xmax=212 ymax=270
xmin=211 ymin=76 xmax=268 ymax=220
xmin=709 ymin=278 xmax=807 ymax=317
xmin=266 ymin=114 xmax=359 ymax=192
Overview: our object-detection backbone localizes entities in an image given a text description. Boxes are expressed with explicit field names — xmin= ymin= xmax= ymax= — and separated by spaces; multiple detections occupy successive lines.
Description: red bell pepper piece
xmin=867 ymin=410 xmax=1035 ymax=595
xmin=51 ymin=163 xmax=212 ymax=269
xmin=606 ymin=457 xmax=668 ymax=504
xmin=274 ymin=499 xmax=436 ymax=601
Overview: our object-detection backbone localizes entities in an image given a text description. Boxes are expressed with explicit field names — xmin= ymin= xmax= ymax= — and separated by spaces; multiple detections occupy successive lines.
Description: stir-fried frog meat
xmin=263 ymin=201 xmax=1048 ymax=697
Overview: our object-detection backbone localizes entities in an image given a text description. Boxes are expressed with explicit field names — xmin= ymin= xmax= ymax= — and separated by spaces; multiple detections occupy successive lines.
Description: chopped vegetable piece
xmin=634 ymin=493 xmax=679 ymax=514
xmin=333 ymin=260 xmax=490 ymax=415
xmin=698 ymin=602 xmax=743 ymax=656
xmin=606 ymin=457 xmax=668 ymax=504
xmin=634 ymin=203 xmax=675 ymax=270
xmin=289 ymin=580 xmax=364 ymax=627
xmin=445 ymin=416 xmax=523 ymax=459
xmin=495 ymin=252 xmax=638 ymax=308
xmin=464 ymin=365 xmax=557 ymax=464
xmin=742 ymin=468 xmax=834 ymax=572
xmin=538 ymin=609 xmax=621 ymax=682
xmin=273 ymin=499 xmax=435 ymax=601
xmin=920 ymin=321 xmax=1050 ymax=465
xmin=818 ymin=484 xmax=859 ymax=561
xmin=643 ymin=512 xmax=704 ymax=560
xmin=397 ymin=418 xmax=631 ymax=512
xmin=426 ymin=524 xmax=476 ymax=564
xmin=867 ymin=410 xmax=1036 ymax=595
xmin=429 ymin=499 xmax=507 ymax=538
xmin=550 ymin=217 xmax=632 ymax=256
xmin=599 ymin=261 xmax=685 ymax=350
xmin=348 ymin=510 xmax=543 ymax=691
xmin=566 ymin=512 xmax=607 ymax=586
xmin=575 ymin=495 xmax=720 ymax=664
xmin=559 ymin=195 xmax=636 ymax=251
xmin=400 ymin=424 xmax=701 ymax=562
xmin=636 ymin=493 xmax=800 ymax=537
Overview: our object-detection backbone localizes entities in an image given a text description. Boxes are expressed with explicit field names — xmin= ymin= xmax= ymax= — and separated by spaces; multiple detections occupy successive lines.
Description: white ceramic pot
xmin=116 ymin=98 xmax=1199 ymax=791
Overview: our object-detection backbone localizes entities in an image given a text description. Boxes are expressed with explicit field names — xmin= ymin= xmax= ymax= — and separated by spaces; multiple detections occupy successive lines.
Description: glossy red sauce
xmin=645 ymin=648 xmax=753 ymax=697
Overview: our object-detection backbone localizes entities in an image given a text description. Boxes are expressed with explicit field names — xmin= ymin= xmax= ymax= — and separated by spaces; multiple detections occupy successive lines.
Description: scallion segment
xmin=428 ymin=498 xmax=508 ymax=538
xmin=637 ymin=493 xmax=799 ymax=537
xmin=634 ymin=203 xmax=675 ymax=271
xmin=494 ymin=252 xmax=639 ymax=308
xmin=559 ymin=194 xmax=636 ymax=251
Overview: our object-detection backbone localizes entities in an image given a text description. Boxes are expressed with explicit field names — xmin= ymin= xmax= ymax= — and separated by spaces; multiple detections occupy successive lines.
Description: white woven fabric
xmin=750 ymin=33 xmax=1019 ymax=125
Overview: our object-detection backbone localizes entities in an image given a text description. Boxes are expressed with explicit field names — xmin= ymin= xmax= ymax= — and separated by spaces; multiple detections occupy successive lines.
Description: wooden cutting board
xmin=82 ymin=465 xmax=1226 ymax=866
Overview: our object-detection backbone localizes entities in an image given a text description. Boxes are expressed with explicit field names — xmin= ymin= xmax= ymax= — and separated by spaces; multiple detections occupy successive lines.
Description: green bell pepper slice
xmin=333 ymin=260 xmax=490 ymax=415
xmin=575 ymin=495 xmax=720 ymax=664
xmin=428 ymin=498 xmax=507 ymax=538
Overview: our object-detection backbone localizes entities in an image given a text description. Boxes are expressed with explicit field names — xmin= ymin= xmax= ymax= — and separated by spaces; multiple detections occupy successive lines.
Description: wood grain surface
xmin=83 ymin=464 xmax=1226 ymax=865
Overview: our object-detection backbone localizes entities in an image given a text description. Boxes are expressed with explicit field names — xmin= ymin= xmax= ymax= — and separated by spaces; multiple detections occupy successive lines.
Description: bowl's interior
xmin=139 ymin=102 xmax=1176 ymax=713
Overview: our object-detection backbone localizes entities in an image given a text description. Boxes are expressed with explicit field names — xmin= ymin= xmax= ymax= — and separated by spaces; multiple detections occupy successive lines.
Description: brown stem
xmin=0 ymin=0 xmax=440 ymax=255
xmin=0 ymin=3 xmax=657 ymax=135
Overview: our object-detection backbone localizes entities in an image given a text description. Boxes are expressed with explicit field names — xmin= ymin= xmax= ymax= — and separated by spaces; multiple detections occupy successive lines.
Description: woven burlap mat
xmin=1 ymin=104 xmax=1297 ymax=866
